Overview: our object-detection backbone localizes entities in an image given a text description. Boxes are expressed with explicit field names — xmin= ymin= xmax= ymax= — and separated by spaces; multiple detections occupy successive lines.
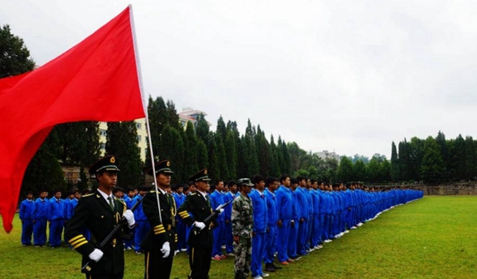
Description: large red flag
xmin=0 ymin=6 xmax=145 ymax=232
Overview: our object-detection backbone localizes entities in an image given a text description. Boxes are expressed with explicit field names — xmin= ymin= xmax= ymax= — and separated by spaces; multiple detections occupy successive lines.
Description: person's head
xmin=188 ymin=181 xmax=196 ymax=193
xmin=127 ymin=188 xmax=135 ymax=198
xmin=53 ymin=190 xmax=62 ymax=199
xmin=39 ymin=190 xmax=48 ymax=199
xmin=279 ymin=174 xmax=290 ymax=187
xmin=252 ymin=175 xmax=265 ymax=191
xmin=175 ymin=184 xmax=184 ymax=194
xmin=67 ymin=191 xmax=75 ymax=199
xmin=296 ymin=176 xmax=306 ymax=187
xmin=183 ymin=185 xmax=190 ymax=195
xmin=237 ymin=178 xmax=253 ymax=195
xmin=138 ymin=186 xmax=149 ymax=197
xmin=26 ymin=191 xmax=33 ymax=200
xmin=307 ymin=178 xmax=312 ymax=188
xmin=113 ymin=187 xmax=124 ymax=199
xmin=148 ymin=160 xmax=174 ymax=190
xmin=290 ymin=178 xmax=298 ymax=190
xmin=74 ymin=190 xmax=80 ymax=199
xmin=215 ymin=180 xmax=224 ymax=192
xmin=89 ymin=155 xmax=120 ymax=191
xmin=266 ymin=177 xmax=279 ymax=192
xmin=190 ymin=169 xmax=211 ymax=193
xmin=223 ymin=183 xmax=230 ymax=193
xmin=228 ymin=181 xmax=237 ymax=193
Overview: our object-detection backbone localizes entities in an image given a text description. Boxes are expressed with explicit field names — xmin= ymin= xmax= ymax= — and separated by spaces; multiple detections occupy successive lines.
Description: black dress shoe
xmin=272 ymin=263 xmax=282 ymax=270
xmin=265 ymin=264 xmax=276 ymax=272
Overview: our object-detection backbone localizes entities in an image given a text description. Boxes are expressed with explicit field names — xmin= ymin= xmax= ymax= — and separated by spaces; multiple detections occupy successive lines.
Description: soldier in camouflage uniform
xmin=232 ymin=178 xmax=254 ymax=279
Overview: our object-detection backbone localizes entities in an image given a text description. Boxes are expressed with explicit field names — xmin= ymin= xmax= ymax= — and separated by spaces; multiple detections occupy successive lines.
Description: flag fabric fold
xmin=0 ymin=6 xmax=145 ymax=232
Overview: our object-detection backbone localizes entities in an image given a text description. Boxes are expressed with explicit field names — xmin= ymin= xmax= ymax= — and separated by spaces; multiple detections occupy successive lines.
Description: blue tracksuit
xmin=276 ymin=185 xmax=293 ymax=262
xmin=123 ymin=195 xmax=135 ymax=249
xmin=223 ymin=191 xmax=237 ymax=254
xmin=173 ymin=192 xmax=187 ymax=251
xmin=48 ymin=197 xmax=65 ymax=247
xmin=249 ymin=189 xmax=268 ymax=277
xmin=210 ymin=190 xmax=225 ymax=257
xmin=295 ymin=187 xmax=308 ymax=255
xmin=264 ymin=188 xmax=278 ymax=264
xmin=33 ymin=198 xmax=49 ymax=246
xmin=288 ymin=189 xmax=300 ymax=258
xmin=19 ymin=198 xmax=34 ymax=245
xmin=133 ymin=195 xmax=149 ymax=252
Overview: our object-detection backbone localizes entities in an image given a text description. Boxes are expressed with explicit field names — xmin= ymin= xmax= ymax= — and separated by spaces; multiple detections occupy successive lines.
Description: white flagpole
xmin=129 ymin=5 xmax=162 ymax=223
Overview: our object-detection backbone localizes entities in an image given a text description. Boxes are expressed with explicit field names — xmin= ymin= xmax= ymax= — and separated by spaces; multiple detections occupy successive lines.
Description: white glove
xmin=88 ymin=248 xmax=104 ymax=262
xmin=194 ymin=221 xmax=206 ymax=231
xmin=218 ymin=208 xmax=224 ymax=215
xmin=123 ymin=209 xmax=135 ymax=227
xmin=161 ymin=242 xmax=170 ymax=258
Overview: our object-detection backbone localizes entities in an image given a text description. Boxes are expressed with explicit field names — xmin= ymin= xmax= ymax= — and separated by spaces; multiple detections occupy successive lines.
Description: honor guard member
xmin=141 ymin=160 xmax=177 ymax=279
xmin=65 ymin=155 xmax=135 ymax=279
xmin=177 ymin=169 xmax=217 ymax=279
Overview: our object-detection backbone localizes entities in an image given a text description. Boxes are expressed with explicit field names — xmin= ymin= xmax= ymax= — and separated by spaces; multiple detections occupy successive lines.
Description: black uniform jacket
xmin=65 ymin=190 xmax=128 ymax=275
xmin=141 ymin=189 xmax=177 ymax=251
xmin=177 ymin=192 xmax=217 ymax=249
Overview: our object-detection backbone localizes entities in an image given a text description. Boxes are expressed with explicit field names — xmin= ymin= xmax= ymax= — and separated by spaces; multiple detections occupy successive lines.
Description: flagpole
xmin=129 ymin=5 xmax=162 ymax=224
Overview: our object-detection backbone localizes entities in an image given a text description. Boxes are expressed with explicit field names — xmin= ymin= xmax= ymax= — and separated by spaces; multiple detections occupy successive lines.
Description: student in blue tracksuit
xmin=275 ymin=174 xmax=293 ymax=265
xmin=210 ymin=180 xmax=226 ymax=260
xmin=295 ymin=177 xmax=308 ymax=256
xmin=48 ymin=190 xmax=65 ymax=248
xmin=264 ymin=177 xmax=281 ymax=272
xmin=33 ymin=190 xmax=49 ymax=247
xmin=223 ymin=181 xmax=238 ymax=256
xmin=64 ymin=191 xmax=77 ymax=242
xmin=288 ymin=178 xmax=300 ymax=260
xmin=19 ymin=191 xmax=35 ymax=246
xmin=305 ymin=179 xmax=314 ymax=252
xmin=249 ymin=175 xmax=269 ymax=279
xmin=310 ymin=180 xmax=321 ymax=248
xmin=173 ymin=184 xmax=187 ymax=253
xmin=133 ymin=186 xmax=150 ymax=254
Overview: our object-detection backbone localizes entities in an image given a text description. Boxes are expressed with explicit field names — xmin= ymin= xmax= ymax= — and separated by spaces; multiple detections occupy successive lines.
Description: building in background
xmin=178 ymin=107 xmax=211 ymax=129
xmin=315 ymin=150 xmax=341 ymax=163
xmin=99 ymin=118 xmax=147 ymax=162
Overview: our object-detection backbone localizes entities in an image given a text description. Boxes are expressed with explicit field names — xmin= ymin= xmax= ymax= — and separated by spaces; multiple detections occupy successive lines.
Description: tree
xmin=0 ymin=25 xmax=35 ymax=78
xmin=183 ymin=121 xmax=198 ymax=179
xmin=390 ymin=142 xmax=399 ymax=181
xmin=22 ymin=131 xmax=66 ymax=195
xmin=336 ymin=156 xmax=354 ymax=183
xmin=420 ymin=136 xmax=445 ymax=184
xmin=353 ymin=160 xmax=367 ymax=182
xmin=105 ymin=121 xmax=143 ymax=189
xmin=268 ymin=135 xmax=281 ymax=177
xmin=224 ymin=129 xmax=237 ymax=180
xmin=159 ymin=124 xmax=185 ymax=182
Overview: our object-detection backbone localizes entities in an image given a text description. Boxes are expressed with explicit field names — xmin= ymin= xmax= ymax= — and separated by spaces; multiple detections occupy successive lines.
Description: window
xmin=100 ymin=129 xmax=107 ymax=137
xmin=137 ymin=135 xmax=142 ymax=142
xmin=136 ymin=123 xmax=141 ymax=129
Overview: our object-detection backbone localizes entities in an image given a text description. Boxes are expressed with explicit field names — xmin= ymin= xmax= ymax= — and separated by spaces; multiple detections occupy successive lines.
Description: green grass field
xmin=1 ymin=196 xmax=476 ymax=279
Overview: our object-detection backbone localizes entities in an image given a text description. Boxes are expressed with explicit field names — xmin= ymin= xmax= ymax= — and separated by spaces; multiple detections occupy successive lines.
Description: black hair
xmin=227 ymin=180 xmax=236 ymax=187
xmin=279 ymin=174 xmax=290 ymax=184
xmin=266 ymin=177 xmax=278 ymax=186
xmin=252 ymin=175 xmax=265 ymax=184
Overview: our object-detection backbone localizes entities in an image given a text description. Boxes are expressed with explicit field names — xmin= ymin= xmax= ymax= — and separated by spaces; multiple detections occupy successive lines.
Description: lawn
xmin=1 ymin=196 xmax=476 ymax=279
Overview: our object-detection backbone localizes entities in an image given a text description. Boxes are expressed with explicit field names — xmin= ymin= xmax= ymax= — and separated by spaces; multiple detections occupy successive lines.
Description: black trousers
xmin=189 ymin=246 xmax=212 ymax=279
xmin=144 ymin=250 xmax=173 ymax=279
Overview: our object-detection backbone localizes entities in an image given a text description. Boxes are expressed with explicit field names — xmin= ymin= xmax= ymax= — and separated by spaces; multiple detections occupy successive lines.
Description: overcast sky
xmin=2 ymin=0 xmax=477 ymax=159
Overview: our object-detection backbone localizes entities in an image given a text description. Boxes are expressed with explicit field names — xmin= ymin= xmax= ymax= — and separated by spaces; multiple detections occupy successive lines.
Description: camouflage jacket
xmin=232 ymin=193 xmax=253 ymax=239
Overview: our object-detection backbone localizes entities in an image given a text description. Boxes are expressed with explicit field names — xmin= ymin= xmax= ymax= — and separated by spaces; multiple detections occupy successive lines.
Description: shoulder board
xmin=149 ymin=190 xmax=156 ymax=194
xmin=81 ymin=193 xmax=94 ymax=198
xmin=117 ymin=199 xmax=126 ymax=206
xmin=190 ymin=193 xmax=197 ymax=196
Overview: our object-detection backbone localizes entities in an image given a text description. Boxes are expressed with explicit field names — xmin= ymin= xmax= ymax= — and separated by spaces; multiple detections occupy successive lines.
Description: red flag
xmin=0 ymin=6 xmax=145 ymax=232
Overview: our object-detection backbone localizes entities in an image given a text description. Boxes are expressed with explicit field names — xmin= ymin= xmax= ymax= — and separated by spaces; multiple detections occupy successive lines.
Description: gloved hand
xmin=215 ymin=206 xmax=224 ymax=215
xmin=88 ymin=248 xmax=104 ymax=262
xmin=123 ymin=209 xmax=135 ymax=227
xmin=161 ymin=242 xmax=170 ymax=258
xmin=194 ymin=221 xmax=206 ymax=231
